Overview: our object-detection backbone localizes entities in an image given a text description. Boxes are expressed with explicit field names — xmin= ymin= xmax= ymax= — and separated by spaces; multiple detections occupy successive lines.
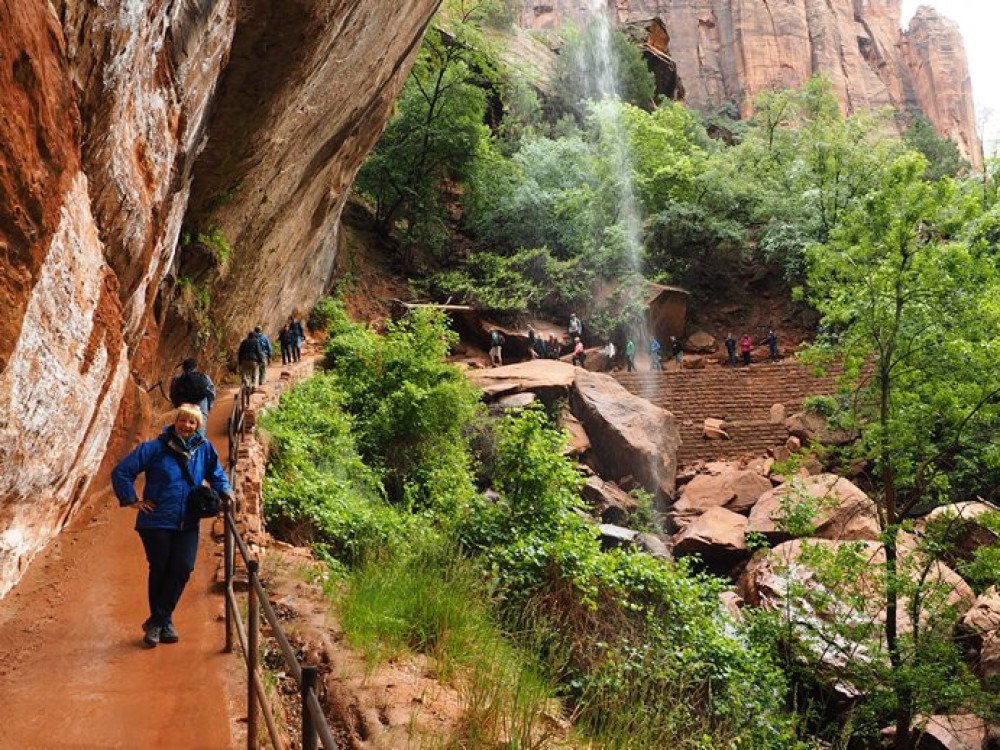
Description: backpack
xmin=172 ymin=371 xmax=212 ymax=406
xmin=490 ymin=330 xmax=503 ymax=347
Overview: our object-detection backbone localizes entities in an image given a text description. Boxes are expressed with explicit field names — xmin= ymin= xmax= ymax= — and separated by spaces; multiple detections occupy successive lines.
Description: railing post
xmin=301 ymin=665 xmax=318 ymax=750
xmin=247 ymin=559 xmax=260 ymax=750
xmin=224 ymin=502 xmax=234 ymax=654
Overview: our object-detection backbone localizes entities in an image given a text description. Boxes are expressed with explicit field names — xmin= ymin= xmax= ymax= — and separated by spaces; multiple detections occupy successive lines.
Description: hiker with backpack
xmin=489 ymin=329 xmax=505 ymax=367
xmin=238 ymin=330 xmax=265 ymax=390
xmin=625 ymin=339 xmax=637 ymax=371
xmin=168 ymin=359 xmax=216 ymax=433
xmin=112 ymin=404 xmax=233 ymax=648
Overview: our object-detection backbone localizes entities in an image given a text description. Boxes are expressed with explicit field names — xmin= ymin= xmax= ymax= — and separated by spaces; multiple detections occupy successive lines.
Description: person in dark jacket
xmin=238 ymin=330 xmax=264 ymax=389
xmin=288 ymin=316 xmax=305 ymax=363
xmin=112 ymin=404 xmax=233 ymax=647
xmin=725 ymin=333 xmax=737 ymax=367
xmin=767 ymin=329 xmax=779 ymax=362
xmin=168 ymin=358 xmax=216 ymax=431
xmin=278 ymin=324 xmax=294 ymax=365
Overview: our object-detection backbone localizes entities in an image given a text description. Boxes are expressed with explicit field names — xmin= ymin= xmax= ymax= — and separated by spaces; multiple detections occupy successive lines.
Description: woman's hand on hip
xmin=134 ymin=499 xmax=156 ymax=513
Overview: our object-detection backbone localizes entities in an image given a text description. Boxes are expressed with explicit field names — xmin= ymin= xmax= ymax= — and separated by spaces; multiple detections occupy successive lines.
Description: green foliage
xmin=905 ymin=115 xmax=969 ymax=180
xmin=324 ymin=307 xmax=481 ymax=512
xmin=340 ymin=538 xmax=560 ymax=746
xmin=799 ymin=150 xmax=1000 ymax=740
xmin=259 ymin=374 xmax=413 ymax=565
xmin=307 ymin=296 xmax=354 ymax=337
xmin=196 ymin=226 xmax=233 ymax=267
xmin=801 ymin=394 xmax=836 ymax=418
xmin=458 ymin=408 xmax=800 ymax=747
xmin=354 ymin=1 xmax=499 ymax=259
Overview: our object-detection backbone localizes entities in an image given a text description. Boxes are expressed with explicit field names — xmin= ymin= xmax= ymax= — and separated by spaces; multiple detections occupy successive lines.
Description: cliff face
xmin=516 ymin=0 xmax=981 ymax=164
xmin=0 ymin=0 xmax=439 ymax=598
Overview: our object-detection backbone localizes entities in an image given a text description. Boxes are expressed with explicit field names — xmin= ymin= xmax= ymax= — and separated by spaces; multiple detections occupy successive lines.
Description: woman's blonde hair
xmin=171 ymin=403 xmax=204 ymax=430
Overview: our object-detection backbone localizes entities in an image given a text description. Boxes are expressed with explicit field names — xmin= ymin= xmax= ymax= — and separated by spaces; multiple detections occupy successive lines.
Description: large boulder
xmin=672 ymin=507 xmax=748 ymax=565
xmin=467 ymin=360 xmax=577 ymax=401
xmin=674 ymin=468 xmax=772 ymax=515
xmin=581 ymin=476 xmax=637 ymax=526
xmin=561 ymin=410 xmax=591 ymax=457
xmin=598 ymin=523 xmax=639 ymax=551
xmin=740 ymin=537 xmax=976 ymax=698
xmin=785 ymin=411 xmax=855 ymax=447
xmin=747 ymin=474 xmax=880 ymax=543
xmin=921 ymin=502 xmax=1000 ymax=566
xmin=958 ymin=587 xmax=1000 ymax=682
xmin=883 ymin=714 xmax=990 ymax=750
xmin=570 ymin=371 xmax=680 ymax=500
xmin=685 ymin=330 xmax=717 ymax=353
xmin=636 ymin=532 xmax=672 ymax=560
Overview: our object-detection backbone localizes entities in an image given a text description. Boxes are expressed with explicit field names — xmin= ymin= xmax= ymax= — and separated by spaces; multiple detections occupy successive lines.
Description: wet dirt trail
xmin=0 ymin=378 xmax=252 ymax=749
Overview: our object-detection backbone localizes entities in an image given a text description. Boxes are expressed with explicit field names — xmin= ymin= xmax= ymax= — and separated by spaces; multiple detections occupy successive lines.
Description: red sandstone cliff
xmin=0 ymin=0 xmax=440 ymax=597
xmin=516 ymin=0 xmax=981 ymax=165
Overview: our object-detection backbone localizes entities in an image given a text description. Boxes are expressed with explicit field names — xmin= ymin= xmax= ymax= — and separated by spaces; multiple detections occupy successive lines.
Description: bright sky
xmin=900 ymin=1 xmax=999 ymax=154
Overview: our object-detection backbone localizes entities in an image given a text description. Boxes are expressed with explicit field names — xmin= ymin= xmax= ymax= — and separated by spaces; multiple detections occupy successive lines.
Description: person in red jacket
xmin=740 ymin=334 xmax=753 ymax=366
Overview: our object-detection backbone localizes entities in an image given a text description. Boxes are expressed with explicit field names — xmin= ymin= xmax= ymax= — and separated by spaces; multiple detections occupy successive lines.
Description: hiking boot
xmin=143 ymin=623 xmax=161 ymax=648
xmin=160 ymin=622 xmax=179 ymax=644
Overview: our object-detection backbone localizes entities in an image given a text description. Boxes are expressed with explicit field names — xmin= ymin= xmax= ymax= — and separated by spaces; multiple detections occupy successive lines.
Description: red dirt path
xmin=0 ymin=380 xmax=251 ymax=748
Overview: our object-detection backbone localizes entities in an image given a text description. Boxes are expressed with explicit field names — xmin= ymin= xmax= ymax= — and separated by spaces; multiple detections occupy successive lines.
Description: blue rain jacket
xmin=112 ymin=427 xmax=232 ymax=530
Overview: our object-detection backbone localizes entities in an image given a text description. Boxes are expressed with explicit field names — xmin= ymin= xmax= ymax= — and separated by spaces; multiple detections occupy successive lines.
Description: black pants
xmin=743 ymin=352 xmax=751 ymax=366
xmin=281 ymin=344 xmax=290 ymax=365
xmin=291 ymin=343 xmax=301 ymax=362
xmin=138 ymin=526 xmax=200 ymax=627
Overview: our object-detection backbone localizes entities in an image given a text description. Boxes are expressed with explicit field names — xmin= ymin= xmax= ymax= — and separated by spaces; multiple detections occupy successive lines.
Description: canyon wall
xmin=516 ymin=0 xmax=981 ymax=164
xmin=0 ymin=0 xmax=440 ymax=598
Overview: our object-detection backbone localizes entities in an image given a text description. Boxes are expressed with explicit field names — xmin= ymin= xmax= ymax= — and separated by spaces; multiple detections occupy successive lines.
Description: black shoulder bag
xmin=167 ymin=450 xmax=222 ymax=519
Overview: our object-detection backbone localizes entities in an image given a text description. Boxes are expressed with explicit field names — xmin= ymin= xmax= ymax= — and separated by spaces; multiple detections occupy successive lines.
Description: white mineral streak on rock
xmin=0 ymin=174 xmax=129 ymax=598
xmin=89 ymin=0 xmax=236 ymax=339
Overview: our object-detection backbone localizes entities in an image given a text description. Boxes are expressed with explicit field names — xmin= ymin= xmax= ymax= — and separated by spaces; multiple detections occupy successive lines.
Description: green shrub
xmin=260 ymin=374 xmax=411 ymax=565
xmin=323 ymin=307 xmax=481 ymax=514
xmin=459 ymin=408 xmax=801 ymax=747
xmin=801 ymin=394 xmax=837 ymax=418
xmin=307 ymin=296 xmax=353 ymax=336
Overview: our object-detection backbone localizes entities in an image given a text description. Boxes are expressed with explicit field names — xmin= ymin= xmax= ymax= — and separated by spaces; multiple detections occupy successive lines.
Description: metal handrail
xmin=224 ymin=385 xmax=337 ymax=750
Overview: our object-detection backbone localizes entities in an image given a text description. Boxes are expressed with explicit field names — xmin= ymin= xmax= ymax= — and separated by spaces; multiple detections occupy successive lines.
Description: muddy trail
xmin=0 ymin=359 xmax=308 ymax=748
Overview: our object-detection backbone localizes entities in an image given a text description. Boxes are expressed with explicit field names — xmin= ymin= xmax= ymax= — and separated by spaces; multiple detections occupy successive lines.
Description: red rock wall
xmin=515 ymin=0 xmax=982 ymax=164
xmin=0 ymin=0 xmax=440 ymax=597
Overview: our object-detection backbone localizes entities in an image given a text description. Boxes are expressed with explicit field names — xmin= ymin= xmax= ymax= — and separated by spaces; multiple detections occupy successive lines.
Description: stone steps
xmin=614 ymin=362 xmax=841 ymax=464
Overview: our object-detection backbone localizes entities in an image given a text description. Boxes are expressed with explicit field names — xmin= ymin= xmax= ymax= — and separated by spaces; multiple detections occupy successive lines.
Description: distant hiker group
xmin=487 ymin=315 xmax=782 ymax=372
xmin=724 ymin=329 xmax=780 ymax=366
xmin=236 ymin=314 xmax=306 ymax=388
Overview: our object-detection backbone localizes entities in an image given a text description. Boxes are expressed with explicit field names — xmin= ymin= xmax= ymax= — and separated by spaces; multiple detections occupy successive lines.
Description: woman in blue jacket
xmin=112 ymin=404 xmax=233 ymax=647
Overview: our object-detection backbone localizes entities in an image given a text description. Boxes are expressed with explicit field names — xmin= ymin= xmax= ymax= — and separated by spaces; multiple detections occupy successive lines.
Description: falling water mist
xmin=578 ymin=0 xmax=669 ymax=512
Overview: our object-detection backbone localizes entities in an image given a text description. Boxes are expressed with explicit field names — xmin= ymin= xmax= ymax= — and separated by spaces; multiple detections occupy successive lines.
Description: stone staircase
xmin=614 ymin=362 xmax=841 ymax=465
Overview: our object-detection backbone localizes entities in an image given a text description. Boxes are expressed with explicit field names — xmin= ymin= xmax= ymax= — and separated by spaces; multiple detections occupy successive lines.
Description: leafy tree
xmin=904 ymin=115 xmax=969 ymax=180
xmin=805 ymin=152 xmax=1000 ymax=746
xmin=354 ymin=0 xmax=500 ymax=260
